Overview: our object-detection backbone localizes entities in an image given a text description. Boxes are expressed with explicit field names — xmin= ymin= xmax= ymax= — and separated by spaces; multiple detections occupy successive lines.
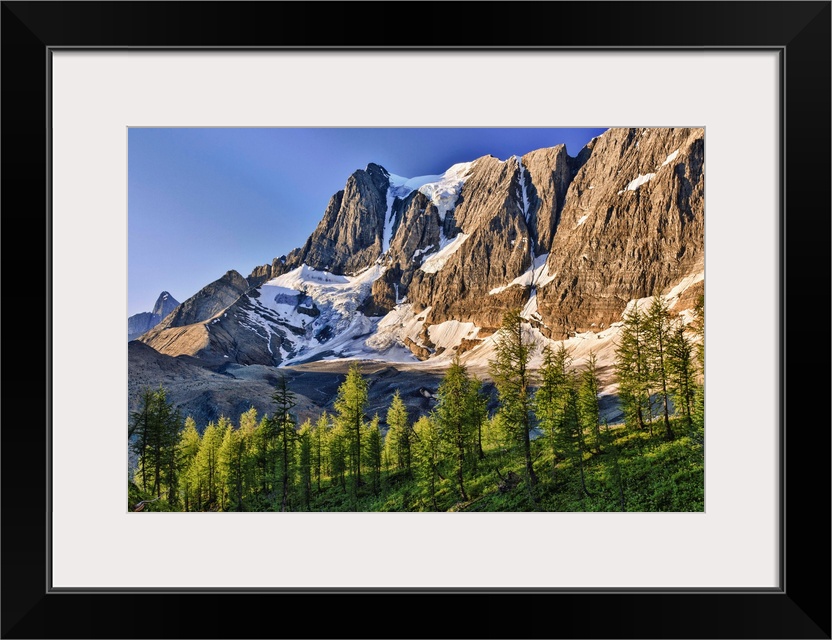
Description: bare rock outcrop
xmin=536 ymin=127 xmax=704 ymax=336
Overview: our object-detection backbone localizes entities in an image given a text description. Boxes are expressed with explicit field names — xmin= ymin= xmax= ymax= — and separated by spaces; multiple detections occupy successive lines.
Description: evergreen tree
xmin=238 ymin=407 xmax=259 ymax=506
xmin=644 ymin=295 xmax=675 ymax=440
xmin=384 ymin=391 xmax=412 ymax=477
xmin=129 ymin=387 xmax=155 ymax=490
xmin=435 ymin=357 xmax=473 ymax=502
xmin=482 ymin=414 xmax=509 ymax=480
xmin=602 ymin=421 xmax=626 ymax=510
xmin=219 ymin=423 xmax=247 ymax=511
xmin=615 ymin=306 xmax=653 ymax=433
xmin=534 ymin=344 xmax=572 ymax=479
xmin=490 ymin=308 xmax=538 ymax=492
xmin=364 ymin=415 xmax=383 ymax=496
xmin=329 ymin=420 xmax=347 ymax=492
xmin=690 ymin=293 xmax=705 ymax=432
xmin=297 ymin=419 xmax=313 ymax=510
xmin=578 ymin=351 xmax=603 ymax=454
xmin=691 ymin=293 xmax=705 ymax=376
xmin=312 ymin=412 xmax=330 ymax=493
xmin=251 ymin=415 xmax=273 ymax=500
xmin=195 ymin=420 xmax=225 ymax=510
xmin=559 ymin=383 xmax=590 ymax=498
xmin=163 ymin=406 xmax=184 ymax=506
xmin=215 ymin=416 xmax=233 ymax=510
xmin=467 ymin=376 xmax=489 ymax=463
xmin=177 ymin=416 xmax=201 ymax=512
xmin=667 ymin=324 xmax=697 ymax=436
xmin=413 ymin=415 xmax=442 ymax=511
xmin=146 ymin=388 xmax=172 ymax=497
xmin=334 ymin=363 xmax=369 ymax=496
xmin=129 ymin=386 xmax=182 ymax=501
xmin=271 ymin=374 xmax=298 ymax=511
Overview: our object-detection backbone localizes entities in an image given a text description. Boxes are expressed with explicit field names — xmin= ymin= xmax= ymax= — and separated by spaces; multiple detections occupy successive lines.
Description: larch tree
xmin=690 ymin=293 xmax=705 ymax=432
xmin=644 ymin=295 xmax=675 ymax=441
xmin=364 ymin=415 xmax=383 ymax=496
xmin=489 ymin=308 xmax=538 ymax=490
xmin=667 ymin=323 xmax=697 ymax=436
xmin=615 ymin=305 xmax=653 ymax=433
xmin=238 ymin=407 xmax=259 ymax=504
xmin=329 ymin=421 xmax=347 ymax=492
xmin=467 ymin=376 xmax=489 ymax=463
xmin=251 ymin=415 xmax=273 ymax=500
xmin=334 ymin=362 xmax=369 ymax=495
xmin=195 ymin=419 xmax=226 ymax=510
xmin=413 ymin=415 xmax=442 ymax=511
xmin=435 ymin=357 xmax=474 ymax=502
xmin=384 ymin=390 xmax=412 ymax=478
xmin=534 ymin=344 xmax=572 ymax=479
xmin=578 ymin=351 xmax=602 ymax=454
xmin=177 ymin=416 xmax=201 ymax=512
xmin=312 ymin=412 xmax=330 ymax=493
xmin=218 ymin=423 xmax=247 ymax=511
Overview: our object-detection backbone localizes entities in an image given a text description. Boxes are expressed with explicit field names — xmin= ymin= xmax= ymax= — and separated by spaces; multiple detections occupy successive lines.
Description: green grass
xmin=295 ymin=418 xmax=704 ymax=512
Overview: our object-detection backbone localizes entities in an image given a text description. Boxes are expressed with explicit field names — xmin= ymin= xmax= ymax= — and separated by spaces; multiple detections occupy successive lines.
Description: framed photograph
xmin=3 ymin=1 xmax=829 ymax=638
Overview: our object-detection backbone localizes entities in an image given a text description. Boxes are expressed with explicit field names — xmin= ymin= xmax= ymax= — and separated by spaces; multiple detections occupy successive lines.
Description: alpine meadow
xmin=128 ymin=127 xmax=704 ymax=513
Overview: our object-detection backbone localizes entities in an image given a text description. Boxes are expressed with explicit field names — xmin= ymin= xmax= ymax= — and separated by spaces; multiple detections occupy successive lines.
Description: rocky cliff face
xmin=136 ymin=127 xmax=704 ymax=366
xmin=285 ymin=163 xmax=391 ymax=275
xmin=537 ymin=127 xmax=704 ymax=336
xmin=127 ymin=291 xmax=180 ymax=341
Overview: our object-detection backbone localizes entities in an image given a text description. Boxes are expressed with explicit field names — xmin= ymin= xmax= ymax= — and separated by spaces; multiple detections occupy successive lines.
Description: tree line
xmin=129 ymin=294 xmax=704 ymax=512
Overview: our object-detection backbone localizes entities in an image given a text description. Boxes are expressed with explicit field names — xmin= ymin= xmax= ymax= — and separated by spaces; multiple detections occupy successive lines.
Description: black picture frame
xmin=2 ymin=2 xmax=829 ymax=638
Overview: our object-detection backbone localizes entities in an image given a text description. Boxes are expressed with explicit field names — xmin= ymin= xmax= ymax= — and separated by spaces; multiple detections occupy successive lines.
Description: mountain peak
xmin=128 ymin=290 xmax=180 ymax=341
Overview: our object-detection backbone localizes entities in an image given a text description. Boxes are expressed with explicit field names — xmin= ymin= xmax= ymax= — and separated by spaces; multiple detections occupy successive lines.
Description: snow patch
xmin=663 ymin=270 xmax=704 ymax=301
xmin=661 ymin=149 xmax=680 ymax=168
xmin=381 ymin=190 xmax=397 ymax=254
xmin=520 ymin=290 xmax=539 ymax=319
xmin=518 ymin=160 xmax=531 ymax=223
xmin=624 ymin=270 xmax=704 ymax=315
xmin=419 ymin=233 xmax=470 ymax=274
xmin=623 ymin=172 xmax=656 ymax=192
xmin=364 ymin=304 xmax=429 ymax=357
xmin=575 ymin=214 xmax=590 ymax=227
xmin=489 ymin=253 xmax=552 ymax=295
xmin=412 ymin=245 xmax=436 ymax=261
xmin=427 ymin=320 xmax=479 ymax=354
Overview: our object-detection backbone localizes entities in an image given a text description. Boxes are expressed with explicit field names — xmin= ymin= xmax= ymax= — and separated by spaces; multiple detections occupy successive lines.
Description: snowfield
xmin=387 ymin=161 xmax=474 ymax=224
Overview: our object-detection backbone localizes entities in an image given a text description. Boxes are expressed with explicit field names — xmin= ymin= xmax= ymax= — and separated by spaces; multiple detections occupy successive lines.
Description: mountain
xmin=127 ymin=291 xmax=180 ymax=341
xmin=137 ymin=127 xmax=703 ymax=375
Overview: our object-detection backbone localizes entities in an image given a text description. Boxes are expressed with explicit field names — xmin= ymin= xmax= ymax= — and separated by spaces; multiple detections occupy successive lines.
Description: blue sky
xmin=128 ymin=127 xmax=607 ymax=316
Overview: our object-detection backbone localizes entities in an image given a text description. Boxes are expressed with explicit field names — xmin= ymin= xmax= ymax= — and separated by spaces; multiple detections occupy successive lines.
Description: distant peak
xmin=154 ymin=290 xmax=177 ymax=304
